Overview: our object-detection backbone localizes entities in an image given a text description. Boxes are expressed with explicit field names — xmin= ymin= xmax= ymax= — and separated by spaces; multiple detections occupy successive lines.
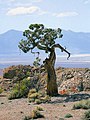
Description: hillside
xmin=1 ymin=65 xmax=90 ymax=93
xmin=0 ymin=66 xmax=90 ymax=120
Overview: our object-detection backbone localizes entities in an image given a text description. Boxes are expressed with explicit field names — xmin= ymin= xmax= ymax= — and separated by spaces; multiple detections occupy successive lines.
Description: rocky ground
xmin=1 ymin=67 xmax=90 ymax=92
xmin=0 ymin=67 xmax=90 ymax=120
xmin=0 ymin=91 xmax=90 ymax=120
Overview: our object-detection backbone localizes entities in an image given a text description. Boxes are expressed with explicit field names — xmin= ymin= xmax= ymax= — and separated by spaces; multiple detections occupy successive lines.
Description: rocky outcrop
xmin=0 ymin=66 xmax=90 ymax=93
xmin=56 ymin=68 xmax=90 ymax=92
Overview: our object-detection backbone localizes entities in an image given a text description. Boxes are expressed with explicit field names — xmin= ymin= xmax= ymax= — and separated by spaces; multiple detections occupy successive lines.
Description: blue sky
xmin=0 ymin=0 xmax=90 ymax=34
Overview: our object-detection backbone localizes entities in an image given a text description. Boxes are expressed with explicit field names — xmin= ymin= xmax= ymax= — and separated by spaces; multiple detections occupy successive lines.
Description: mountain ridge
xmin=0 ymin=29 xmax=90 ymax=55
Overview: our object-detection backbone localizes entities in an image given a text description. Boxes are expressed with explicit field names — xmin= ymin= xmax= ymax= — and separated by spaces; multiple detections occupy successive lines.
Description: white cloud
xmin=84 ymin=0 xmax=89 ymax=4
xmin=7 ymin=6 xmax=46 ymax=16
xmin=53 ymin=11 xmax=78 ymax=17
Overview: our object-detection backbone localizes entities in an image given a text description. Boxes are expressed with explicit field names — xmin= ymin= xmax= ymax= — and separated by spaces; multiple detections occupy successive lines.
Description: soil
xmin=0 ymin=91 xmax=90 ymax=120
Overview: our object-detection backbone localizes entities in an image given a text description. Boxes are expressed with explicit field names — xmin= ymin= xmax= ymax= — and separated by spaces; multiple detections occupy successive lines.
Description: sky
xmin=0 ymin=0 xmax=90 ymax=34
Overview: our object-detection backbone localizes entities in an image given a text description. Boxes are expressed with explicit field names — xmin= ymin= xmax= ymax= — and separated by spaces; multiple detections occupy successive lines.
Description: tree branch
xmin=52 ymin=44 xmax=70 ymax=59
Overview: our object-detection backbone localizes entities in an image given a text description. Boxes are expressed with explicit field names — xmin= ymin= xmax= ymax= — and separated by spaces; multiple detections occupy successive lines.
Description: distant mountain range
xmin=0 ymin=30 xmax=23 ymax=54
xmin=0 ymin=29 xmax=90 ymax=55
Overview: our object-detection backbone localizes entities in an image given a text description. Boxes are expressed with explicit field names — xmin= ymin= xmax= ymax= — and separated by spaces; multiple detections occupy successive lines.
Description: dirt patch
xmin=0 ymin=92 xmax=90 ymax=120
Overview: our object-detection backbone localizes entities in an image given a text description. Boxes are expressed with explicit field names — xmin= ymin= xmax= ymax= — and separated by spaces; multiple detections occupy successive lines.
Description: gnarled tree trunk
xmin=44 ymin=48 xmax=58 ymax=96
xmin=43 ymin=44 xmax=70 ymax=96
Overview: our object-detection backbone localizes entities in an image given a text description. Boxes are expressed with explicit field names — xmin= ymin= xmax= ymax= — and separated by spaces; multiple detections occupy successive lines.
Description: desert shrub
xmin=73 ymin=100 xmax=90 ymax=110
xmin=28 ymin=89 xmax=41 ymax=103
xmin=28 ymin=89 xmax=51 ymax=104
xmin=82 ymin=110 xmax=90 ymax=120
xmin=35 ymin=106 xmax=44 ymax=111
xmin=35 ymin=99 xmax=42 ymax=104
xmin=8 ymin=78 xmax=31 ymax=99
xmin=40 ymin=95 xmax=51 ymax=103
xmin=23 ymin=116 xmax=31 ymax=120
xmin=8 ymin=89 xmax=21 ymax=100
xmin=73 ymin=102 xmax=82 ymax=109
xmin=29 ymin=93 xmax=40 ymax=99
xmin=59 ymin=118 xmax=64 ymax=120
xmin=28 ymin=88 xmax=37 ymax=94
xmin=64 ymin=113 xmax=73 ymax=118
xmin=0 ymin=87 xmax=3 ymax=94
xmin=3 ymin=65 xmax=31 ymax=79
xmin=31 ymin=109 xmax=44 ymax=119
xmin=23 ymin=108 xmax=44 ymax=120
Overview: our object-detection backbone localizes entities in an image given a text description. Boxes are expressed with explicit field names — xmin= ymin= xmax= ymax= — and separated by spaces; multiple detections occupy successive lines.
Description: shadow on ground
xmin=50 ymin=93 xmax=90 ymax=104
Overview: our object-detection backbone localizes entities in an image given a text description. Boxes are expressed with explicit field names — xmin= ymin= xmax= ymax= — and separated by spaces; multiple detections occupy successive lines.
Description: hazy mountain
xmin=0 ymin=29 xmax=90 ymax=55
xmin=61 ymin=30 xmax=90 ymax=54
xmin=0 ymin=29 xmax=23 ymax=54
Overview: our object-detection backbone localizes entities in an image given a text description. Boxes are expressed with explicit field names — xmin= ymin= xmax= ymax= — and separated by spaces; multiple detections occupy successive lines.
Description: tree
xmin=18 ymin=24 xmax=70 ymax=96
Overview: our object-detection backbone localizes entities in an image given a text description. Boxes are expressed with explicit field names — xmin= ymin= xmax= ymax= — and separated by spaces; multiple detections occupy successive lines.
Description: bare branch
xmin=31 ymin=49 xmax=40 ymax=56
xmin=52 ymin=44 xmax=70 ymax=59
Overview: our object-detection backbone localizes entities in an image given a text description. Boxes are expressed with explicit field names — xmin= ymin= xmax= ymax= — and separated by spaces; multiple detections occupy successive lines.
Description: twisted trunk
xmin=43 ymin=44 xmax=70 ymax=96
xmin=44 ymin=49 xmax=58 ymax=96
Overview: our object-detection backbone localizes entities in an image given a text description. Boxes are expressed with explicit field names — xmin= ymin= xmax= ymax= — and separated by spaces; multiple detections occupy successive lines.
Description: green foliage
xmin=73 ymin=100 xmax=90 ymax=110
xmin=8 ymin=89 xmax=21 ymax=100
xmin=8 ymin=78 xmax=31 ymax=99
xmin=82 ymin=110 xmax=90 ymax=120
xmin=33 ymin=57 xmax=41 ymax=68
xmin=64 ymin=113 xmax=73 ymax=118
xmin=0 ymin=87 xmax=3 ymax=94
xmin=3 ymin=70 xmax=16 ymax=79
xmin=18 ymin=24 xmax=63 ymax=54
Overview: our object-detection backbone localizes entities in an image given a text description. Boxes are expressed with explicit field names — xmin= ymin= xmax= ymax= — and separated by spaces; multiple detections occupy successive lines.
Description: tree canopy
xmin=18 ymin=24 xmax=70 ymax=58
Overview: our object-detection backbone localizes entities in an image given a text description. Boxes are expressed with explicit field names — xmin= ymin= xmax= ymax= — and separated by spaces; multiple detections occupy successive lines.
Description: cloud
xmin=53 ymin=11 xmax=78 ymax=17
xmin=83 ymin=0 xmax=89 ymax=4
xmin=7 ymin=6 xmax=46 ymax=16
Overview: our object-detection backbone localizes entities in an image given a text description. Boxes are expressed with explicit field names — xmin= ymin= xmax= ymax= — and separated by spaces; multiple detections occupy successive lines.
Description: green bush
xmin=8 ymin=78 xmax=31 ymax=99
xmin=73 ymin=100 xmax=90 ymax=110
xmin=8 ymin=89 xmax=21 ymax=100
xmin=64 ymin=113 xmax=73 ymax=118
xmin=0 ymin=88 xmax=3 ymax=94
xmin=82 ymin=110 xmax=90 ymax=120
